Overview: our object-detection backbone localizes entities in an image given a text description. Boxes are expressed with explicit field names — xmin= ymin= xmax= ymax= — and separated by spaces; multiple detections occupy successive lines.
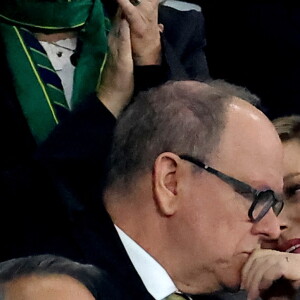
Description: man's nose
xmin=251 ymin=208 xmax=281 ymax=240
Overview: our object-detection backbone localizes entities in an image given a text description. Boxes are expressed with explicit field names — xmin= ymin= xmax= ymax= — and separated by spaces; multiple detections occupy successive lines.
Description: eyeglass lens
xmin=251 ymin=190 xmax=283 ymax=222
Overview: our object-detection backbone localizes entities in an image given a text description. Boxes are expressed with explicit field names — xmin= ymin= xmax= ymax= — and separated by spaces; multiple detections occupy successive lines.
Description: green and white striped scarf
xmin=0 ymin=0 xmax=110 ymax=143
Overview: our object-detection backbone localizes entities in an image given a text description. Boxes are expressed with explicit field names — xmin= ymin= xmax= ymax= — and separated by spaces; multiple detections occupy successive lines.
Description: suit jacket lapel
xmin=69 ymin=202 xmax=155 ymax=300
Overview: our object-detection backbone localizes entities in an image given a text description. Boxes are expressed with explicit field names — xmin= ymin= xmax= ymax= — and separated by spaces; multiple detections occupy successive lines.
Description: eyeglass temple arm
xmin=179 ymin=154 xmax=254 ymax=194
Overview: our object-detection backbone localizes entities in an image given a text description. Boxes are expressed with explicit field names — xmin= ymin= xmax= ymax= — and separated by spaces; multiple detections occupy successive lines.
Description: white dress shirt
xmin=115 ymin=225 xmax=177 ymax=300
xmin=39 ymin=37 xmax=77 ymax=109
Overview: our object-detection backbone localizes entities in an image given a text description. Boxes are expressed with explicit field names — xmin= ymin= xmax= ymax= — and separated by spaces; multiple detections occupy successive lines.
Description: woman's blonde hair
xmin=273 ymin=115 xmax=300 ymax=142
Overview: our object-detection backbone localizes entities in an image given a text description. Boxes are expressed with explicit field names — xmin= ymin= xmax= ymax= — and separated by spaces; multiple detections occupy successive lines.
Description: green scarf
xmin=0 ymin=0 xmax=109 ymax=144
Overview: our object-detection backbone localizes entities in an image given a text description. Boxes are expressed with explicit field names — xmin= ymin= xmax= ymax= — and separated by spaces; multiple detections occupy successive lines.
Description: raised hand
xmin=97 ymin=12 xmax=134 ymax=118
xmin=116 ymin=0 xmax=162 ymax=65
xmin=241 ymin=249 xmax=300 ymax=300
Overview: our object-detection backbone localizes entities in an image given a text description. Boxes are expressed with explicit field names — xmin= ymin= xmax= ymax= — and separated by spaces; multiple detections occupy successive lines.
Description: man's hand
xmin=241 ymin=249 xmax=300 ymax=300
xmin=97 ymin=13 xmax=134 ymax=118
xmin=116 ymin=0 xmax=162 ymax=65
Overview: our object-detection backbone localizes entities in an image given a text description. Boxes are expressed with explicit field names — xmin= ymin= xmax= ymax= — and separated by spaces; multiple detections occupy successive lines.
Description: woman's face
xmin=275 ymin=138 xmax=300 ymax=253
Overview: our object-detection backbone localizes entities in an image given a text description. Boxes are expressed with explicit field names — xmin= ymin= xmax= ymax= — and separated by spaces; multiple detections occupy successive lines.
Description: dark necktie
xmin=20 ymin=27 xmax=70 ymax=121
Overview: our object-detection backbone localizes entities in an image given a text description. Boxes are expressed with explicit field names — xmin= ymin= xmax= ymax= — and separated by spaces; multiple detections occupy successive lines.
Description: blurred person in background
xmin=0 ymin=254 xmax=119 ymax=300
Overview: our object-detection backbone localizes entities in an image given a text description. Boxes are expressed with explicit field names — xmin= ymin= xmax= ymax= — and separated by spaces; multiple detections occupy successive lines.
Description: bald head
xmin=213 ymin=97 xmax=283 ymax=193
xmin=105 ymin=80 xmax=232 ymax=192
xmin=104 ymin=80 xmax=284 ymax=195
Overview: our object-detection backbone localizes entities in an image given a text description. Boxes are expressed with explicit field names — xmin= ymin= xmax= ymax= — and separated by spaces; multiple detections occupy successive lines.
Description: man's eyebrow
xmin=284 ymin=172 xmax=300 ymax=181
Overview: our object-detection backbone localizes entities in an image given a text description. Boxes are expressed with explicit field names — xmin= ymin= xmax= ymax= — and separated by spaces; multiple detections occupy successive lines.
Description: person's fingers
xmin=105 ymin=19 xmax=133 ymax=78
xmin=242 ymin=250 xmax=300 ymax=300
xmin=114 ymin=0 xmax=161 ymax=65
xmin=118 ymin=19 xmax=133 ymax=63
xmin=119 ymin=18 xmax=131 ymax=46
xmin=117 ymin=0 xmax=159 ymax=13
xmin=115 ymin=0 xmax=140 ymax=24
xmin=116 ymin=0 xmax=159 ymax=27
xmin=241 ymin=250 xmax=276 ymax=293
xmin=97 ymin=16 xmax=133 ymax=118
xmin=108 ymin=11 xmax=131 ymax=56
xmin=242 ymin=254 xmax=268 ymax=299
xmin=241 ymin=249 xmax=265 ymax=288
xmin=108 ymin=9 xmax=122 ymax=49
xmin=246 ymin=262 xmax=281 ymax=300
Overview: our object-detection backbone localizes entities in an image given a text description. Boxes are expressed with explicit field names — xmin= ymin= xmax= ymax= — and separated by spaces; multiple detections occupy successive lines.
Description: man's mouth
xmin=277 ymin=238 xmax=300 ymax=253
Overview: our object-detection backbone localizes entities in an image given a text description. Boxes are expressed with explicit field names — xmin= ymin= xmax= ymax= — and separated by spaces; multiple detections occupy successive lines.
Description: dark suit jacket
xmin=0 ymin=71 xmax=155 ymax=298
xmin=2 ymin=134 xmax=155 ymax=299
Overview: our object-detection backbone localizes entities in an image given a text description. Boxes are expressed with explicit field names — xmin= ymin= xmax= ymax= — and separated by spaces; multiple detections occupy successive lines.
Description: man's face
xmin=169 ymin=100 xmax=283 ymax=294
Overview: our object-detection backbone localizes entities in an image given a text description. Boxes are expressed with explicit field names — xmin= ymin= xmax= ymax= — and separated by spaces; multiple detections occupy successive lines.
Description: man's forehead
xmin=225 ymin=97 xmax=275 ymax=135
xmin=219 ymin=99 xmax=280 ymax=154
xmin=210 ymin=98 xmax=283 ymax=189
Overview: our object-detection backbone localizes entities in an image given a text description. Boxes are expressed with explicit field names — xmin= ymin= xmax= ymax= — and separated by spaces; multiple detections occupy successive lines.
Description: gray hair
xmin=206 ymin=79 xmax=261 ymax=107
xmin=105 ymin=80 xmax=235 ymax=191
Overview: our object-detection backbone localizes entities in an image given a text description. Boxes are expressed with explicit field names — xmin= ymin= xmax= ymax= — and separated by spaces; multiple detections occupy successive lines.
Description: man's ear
xmin=152 ymin=152 xmax=181 ymax=216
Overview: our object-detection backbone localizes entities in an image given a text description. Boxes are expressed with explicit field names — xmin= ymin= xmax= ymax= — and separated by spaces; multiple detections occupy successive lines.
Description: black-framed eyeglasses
xmin=179 ymin=154 xmax=284 ymax=223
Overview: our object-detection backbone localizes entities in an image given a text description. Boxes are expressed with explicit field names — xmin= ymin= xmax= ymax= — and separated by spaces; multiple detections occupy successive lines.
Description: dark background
xmin=180 ymin=1 xmax=300 ymax=119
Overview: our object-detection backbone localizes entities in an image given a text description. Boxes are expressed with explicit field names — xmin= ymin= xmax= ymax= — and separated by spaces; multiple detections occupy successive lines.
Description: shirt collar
xmin=115 ymin=225 xmax=177 ymax=300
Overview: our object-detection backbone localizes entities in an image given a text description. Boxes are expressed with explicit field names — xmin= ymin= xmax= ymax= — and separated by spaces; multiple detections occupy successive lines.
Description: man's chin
xmin=220 ymin=284 xmax=241 ymax=294
xmin=218 ymin=273 xmax=243 ymax=294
